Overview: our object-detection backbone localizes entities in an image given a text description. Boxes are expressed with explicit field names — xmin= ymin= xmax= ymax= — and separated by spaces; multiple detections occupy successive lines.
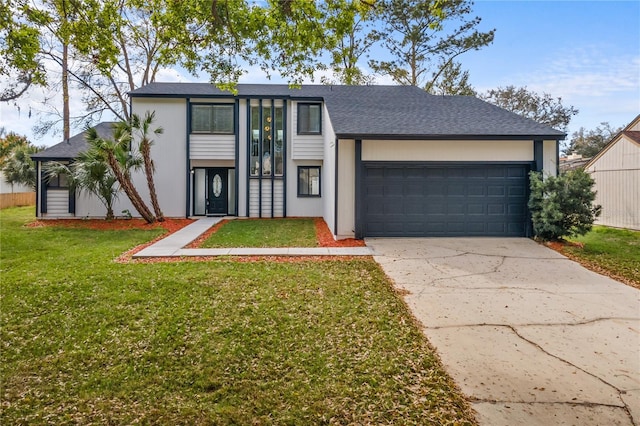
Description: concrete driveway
xmin=367 ymin=238 xmax=640 ymax=426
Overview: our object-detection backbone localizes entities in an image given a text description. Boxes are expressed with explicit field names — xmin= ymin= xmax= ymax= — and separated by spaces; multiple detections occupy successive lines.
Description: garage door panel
xmin=362 ymin=163 xmax=530 ymax=237
xmin=487 ymin=185 xmax=506 ymax=196
xmin=468 ymin=203 xmax=485 ymax=215
xmin=488 ymin=204 xmax=505 ymax=215
xmin=468 ymin=185 xmax=486 ymax=197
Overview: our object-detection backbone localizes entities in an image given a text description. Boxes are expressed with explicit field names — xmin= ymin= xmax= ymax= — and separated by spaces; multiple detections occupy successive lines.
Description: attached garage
xmin=360 ymin=162 xmax=531 ymax=237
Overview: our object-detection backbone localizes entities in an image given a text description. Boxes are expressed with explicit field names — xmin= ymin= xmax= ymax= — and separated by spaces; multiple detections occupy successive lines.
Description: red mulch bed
xmin=314 ymin=218 xmax=365 ymax=247
xmin=26 ymin=218 xmax=194 ymax=233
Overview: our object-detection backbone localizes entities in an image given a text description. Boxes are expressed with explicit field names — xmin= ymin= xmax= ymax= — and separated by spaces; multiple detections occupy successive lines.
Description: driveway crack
xmin=507 ymin=324 xmax=636 ymax=425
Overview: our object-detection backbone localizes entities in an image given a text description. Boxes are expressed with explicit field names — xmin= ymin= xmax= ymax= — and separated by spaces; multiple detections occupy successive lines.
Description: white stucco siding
xmin=190 ymin=135 xmax=235 ymax=160
xmin=322 ymin=107 xmax=336 ymax=234
xmin=285 ymin=159 xmax=323 ymax=217
xmin=543 ymin=140 xmax=558 ymax=176
xmin=131 ymin=98 xmax=187 ymax=217
xmin=75 ymin=192 xmax=111 ymax=218
xmin=290 ymin=100 xmax=324 ymax=160
xmin=362 ymin=140 xmax=534 ymax=162
xmin=336 ymin=139 xmax=355 ymax=238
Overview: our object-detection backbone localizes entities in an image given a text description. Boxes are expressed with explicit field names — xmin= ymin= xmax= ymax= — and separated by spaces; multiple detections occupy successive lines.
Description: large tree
xmin=481 ymin=86 xmax=579 ymax=132
xmin=0 ymin=0 xmax=44 ymax=102
xmin=426 ymin=60 xmax=476 ymax=95
xmin=566 ymin=122 xmax=623 ymax=157
xmin=12 ymin=0 xmax=339 ymax=138
xmin=370 ymin=0 xmax=495 ymax=89
xmin=322 ymin=0 xmax=382 ymax=85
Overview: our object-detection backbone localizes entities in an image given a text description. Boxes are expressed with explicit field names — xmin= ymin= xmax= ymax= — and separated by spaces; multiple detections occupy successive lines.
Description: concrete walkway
xmin=367 ymin=238 xmax=640 ymax=426
xmin=133 ymin=217 xmax=373 ymax=258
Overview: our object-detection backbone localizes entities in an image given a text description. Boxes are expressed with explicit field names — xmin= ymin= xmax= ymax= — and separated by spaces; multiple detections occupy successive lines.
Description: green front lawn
xmin=1 ymin=207 xmax=476 ymax=425
xmin=564 ymin=226 xmax=640 ymax=286
xmin=201 ymin=218 xmax=318 ymax=248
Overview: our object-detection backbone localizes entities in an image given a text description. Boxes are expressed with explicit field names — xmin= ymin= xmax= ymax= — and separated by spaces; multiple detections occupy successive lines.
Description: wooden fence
xmin=0 ymin=192 xmax=36 ymax=209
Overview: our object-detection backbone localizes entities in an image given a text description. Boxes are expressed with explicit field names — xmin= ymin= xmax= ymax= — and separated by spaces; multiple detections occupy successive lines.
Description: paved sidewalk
xmin=368 ymin=238 xmax=640 ymax=426
xmin=133 ymin=217 xmax=373 ymax=258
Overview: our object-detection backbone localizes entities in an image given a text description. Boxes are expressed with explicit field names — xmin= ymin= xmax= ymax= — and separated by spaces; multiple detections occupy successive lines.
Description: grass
xmin=201 ymin=218 xmax=318 ymax=248
xmin=563 ymin=226 xmax=640 ymax=287
xmin=1 ymin=207 xmax=476 ymax=425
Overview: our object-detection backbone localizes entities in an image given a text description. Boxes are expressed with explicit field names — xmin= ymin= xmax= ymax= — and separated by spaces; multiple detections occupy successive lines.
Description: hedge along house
xmin=32 ymin=84 xmax=564 ymax=238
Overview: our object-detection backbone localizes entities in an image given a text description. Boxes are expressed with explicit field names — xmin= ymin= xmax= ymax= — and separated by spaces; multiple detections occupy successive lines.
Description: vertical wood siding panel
xmin=274 ymin=180 xmax=284 ymax=217
xmin=249 ymin=180 xmax=259 ymax=218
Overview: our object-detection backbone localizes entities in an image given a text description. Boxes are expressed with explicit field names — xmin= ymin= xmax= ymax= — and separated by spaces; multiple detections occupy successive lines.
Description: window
xmin=298 ymin=166 xmax=321 ymax=197
xmin=297 ymin=103 xmax=321 ymax=135
xmin=191 ymin=104 xmax=234 ymax=134
xmin=46 ymin=172 xmax=69 ymax=188
xmin=249 ymin=104 xmax=284 ymax=177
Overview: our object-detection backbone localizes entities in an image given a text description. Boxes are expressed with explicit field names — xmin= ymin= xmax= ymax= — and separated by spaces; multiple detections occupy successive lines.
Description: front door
xmin=207 ymin=168 xmax=228 ymax=215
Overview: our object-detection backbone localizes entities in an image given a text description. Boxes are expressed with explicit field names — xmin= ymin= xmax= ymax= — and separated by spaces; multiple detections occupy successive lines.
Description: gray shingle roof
xmin=31 ymin=122 xmax=117 ymax=160
xmin=130 ymin=83 xmax=565 ymax=139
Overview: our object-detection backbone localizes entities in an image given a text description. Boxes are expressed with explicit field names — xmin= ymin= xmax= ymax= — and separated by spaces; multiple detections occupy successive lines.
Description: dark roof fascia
xmin=336 ymin=133 xmax=567 ymax=141
xmin=129 ymin=92 xmax=325 ymax=102
xmin=30 ymin=155 xmax=74 ymax=161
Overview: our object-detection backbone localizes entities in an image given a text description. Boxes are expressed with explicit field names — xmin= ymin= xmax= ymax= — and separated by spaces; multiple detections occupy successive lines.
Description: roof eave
xmin=335 ymin=133 xmax=566 ymax=141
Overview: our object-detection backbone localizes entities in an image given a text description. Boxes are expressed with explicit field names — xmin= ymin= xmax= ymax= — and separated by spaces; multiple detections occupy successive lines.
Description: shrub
xmin=528 ymin=169 xmax=601 ymax=241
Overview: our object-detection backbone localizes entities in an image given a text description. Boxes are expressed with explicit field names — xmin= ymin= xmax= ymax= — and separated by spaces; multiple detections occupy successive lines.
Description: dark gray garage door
xmin=362 ymin=163 xmax=530 ymax=237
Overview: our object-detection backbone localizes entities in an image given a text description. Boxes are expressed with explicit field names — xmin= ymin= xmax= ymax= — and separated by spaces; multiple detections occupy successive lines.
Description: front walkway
xmin=133 ymin=217 xmax=373 ymax=258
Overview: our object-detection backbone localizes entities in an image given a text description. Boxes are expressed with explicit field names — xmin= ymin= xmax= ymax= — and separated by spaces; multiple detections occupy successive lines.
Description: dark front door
xmin=207 ymin=168 xmax=228 ymax=215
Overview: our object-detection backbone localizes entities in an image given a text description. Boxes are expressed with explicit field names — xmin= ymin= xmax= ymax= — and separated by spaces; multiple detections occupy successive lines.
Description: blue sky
xmin=1 ymin=0 xmax=639 ymax=146
xmin=462 ymin=0 xmax=639 ymax=134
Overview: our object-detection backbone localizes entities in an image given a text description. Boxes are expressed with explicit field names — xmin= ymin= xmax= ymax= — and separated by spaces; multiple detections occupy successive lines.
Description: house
xmin=32 ymin=84 xmax=565 ymax=238
xmin=584 ymin=115 xmax=640 ymax=230
xmin=559 ymin=153 xmax=591 ymax=172
xmin=31 ymin=122 xmax=116 ymax=218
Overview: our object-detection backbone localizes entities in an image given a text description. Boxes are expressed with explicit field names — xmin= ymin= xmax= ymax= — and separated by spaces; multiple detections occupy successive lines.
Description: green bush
xmin=528 ymin=169 xmax=601 ymax=241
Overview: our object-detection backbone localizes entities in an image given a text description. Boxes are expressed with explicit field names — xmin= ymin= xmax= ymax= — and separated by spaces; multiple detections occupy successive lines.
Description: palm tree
xmin=86 ymin=124 xmax=156 ymax=223
xmin=2 ymin=144 xmax=40 ymax=190
xmin=44 ymin=148 xmax=120 ymax=219
xmin=131 ymin=112 xmax=165 ymax=222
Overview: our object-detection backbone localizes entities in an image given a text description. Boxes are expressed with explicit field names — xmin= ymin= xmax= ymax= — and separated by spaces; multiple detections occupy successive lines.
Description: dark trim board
xmin=358 ymin=161 xmax=533 ymax=238
xmin=337 ymin=134 xmax=565 ymax=142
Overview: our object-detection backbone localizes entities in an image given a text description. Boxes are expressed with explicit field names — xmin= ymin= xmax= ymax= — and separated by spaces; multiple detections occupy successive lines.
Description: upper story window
xmin=297 ymin=103 xmax=321 ymax=135
xmin=46 ymin=172 xmax=69 ymax=188
xmin=191 ymin=104 xmax=234 ymax=134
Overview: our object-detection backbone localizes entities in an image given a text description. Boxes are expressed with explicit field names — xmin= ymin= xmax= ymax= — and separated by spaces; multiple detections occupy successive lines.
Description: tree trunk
xmin=106 ymin=153 xmax=155 ymax=223
xmin=62 ymin=42 xmax=70 ymax=142
xmin=141 ymin=140 xmax=164 ymax=221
